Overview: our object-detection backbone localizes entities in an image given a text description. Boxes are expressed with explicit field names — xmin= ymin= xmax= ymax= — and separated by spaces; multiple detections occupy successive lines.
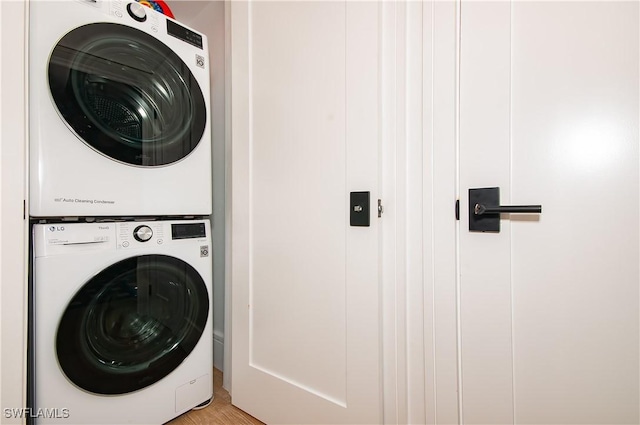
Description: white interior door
xmin=230 ymin=2 xmax=381 ymax=424
xmin=458 ymin=2 xmax=639 ymax=424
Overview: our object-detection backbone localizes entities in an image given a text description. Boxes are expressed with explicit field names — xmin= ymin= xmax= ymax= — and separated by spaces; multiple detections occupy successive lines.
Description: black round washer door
xmin=56 ymin=255 xmax=209 ymax=395
xmin=48 ymin=23 xmax=207 ymax=166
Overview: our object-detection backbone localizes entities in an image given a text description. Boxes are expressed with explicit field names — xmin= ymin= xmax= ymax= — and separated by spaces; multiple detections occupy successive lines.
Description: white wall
xmin=170 ymin=0 xmax=226 ymax=372
xmin=0 ymin=1 xmax=28 ymax=424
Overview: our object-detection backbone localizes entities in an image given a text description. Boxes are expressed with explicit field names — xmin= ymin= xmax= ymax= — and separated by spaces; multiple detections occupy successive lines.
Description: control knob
xmin=133 ymin=225 xmax=153 ymax=242
xmin=127 ymin=2 xmax=147 ymax=22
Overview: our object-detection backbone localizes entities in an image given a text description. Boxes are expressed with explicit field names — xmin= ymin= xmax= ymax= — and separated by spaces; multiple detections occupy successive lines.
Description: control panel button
xmin=133 ymin=225 xmax=153 ymax=242
xmin=122 ymin=241 xmax=130 ymax=248
xmin=127 ymin=2 xmax=147 ymax=22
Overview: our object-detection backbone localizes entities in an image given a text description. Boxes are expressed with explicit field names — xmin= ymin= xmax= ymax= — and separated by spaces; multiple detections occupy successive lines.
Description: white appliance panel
xmin=33 ymin=220 xmax=213 ymax=424
xmin=29 ymin=0 xmax=212 ymax=217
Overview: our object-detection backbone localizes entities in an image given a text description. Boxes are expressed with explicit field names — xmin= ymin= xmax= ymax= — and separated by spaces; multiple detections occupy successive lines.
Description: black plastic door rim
xmin=55 ymin=254 xmax=209 ymax=395
xmin=48 ymin=23 xmax=207 ymax=167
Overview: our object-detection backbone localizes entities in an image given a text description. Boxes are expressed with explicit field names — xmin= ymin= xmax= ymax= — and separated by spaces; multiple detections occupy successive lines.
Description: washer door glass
xmin=56 ymin=255 xmax=209 ymax=395
xmin=48 ymin=23 xmax=207 ymax=166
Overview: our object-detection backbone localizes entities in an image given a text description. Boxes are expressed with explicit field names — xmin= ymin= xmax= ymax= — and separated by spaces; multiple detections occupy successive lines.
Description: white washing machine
xmin=29 ymin=0 xmax=211 ymax=217
xmin=32 ymin=220 xmax=213 ymax=424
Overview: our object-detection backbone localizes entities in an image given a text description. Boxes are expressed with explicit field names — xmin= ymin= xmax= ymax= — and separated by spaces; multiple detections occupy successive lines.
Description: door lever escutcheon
xmin=469 ymin=187 xmax=542 ymax=232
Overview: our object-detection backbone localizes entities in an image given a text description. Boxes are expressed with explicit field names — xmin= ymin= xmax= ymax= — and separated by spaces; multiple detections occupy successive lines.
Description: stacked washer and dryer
xmin=28 ymin=1 xmax=213 ymax=423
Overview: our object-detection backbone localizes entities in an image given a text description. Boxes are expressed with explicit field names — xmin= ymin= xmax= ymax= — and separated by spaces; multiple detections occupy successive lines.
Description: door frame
xmin=384 ymin=1 xmax=461 ymax=423
xmin=0 ymin=1 xmax=29 ymax=424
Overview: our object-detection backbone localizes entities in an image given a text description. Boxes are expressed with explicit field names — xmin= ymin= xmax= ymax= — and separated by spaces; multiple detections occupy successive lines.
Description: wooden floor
xmin=167 ymin=369 xmax=264 ymax=425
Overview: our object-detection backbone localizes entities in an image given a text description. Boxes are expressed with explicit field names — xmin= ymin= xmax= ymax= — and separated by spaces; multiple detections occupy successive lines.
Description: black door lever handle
xmin=469 ymin=187 xmax=542 ymax=232
xmin=474 ymin=204 xmax=542 ymax=215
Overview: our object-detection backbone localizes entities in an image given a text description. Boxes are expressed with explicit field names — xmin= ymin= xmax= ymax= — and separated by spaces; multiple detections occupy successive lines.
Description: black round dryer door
xmin=56 ymin=255 xmax=209 ymax=395
xmin=48 ymin=23 xmax=207 ymax=166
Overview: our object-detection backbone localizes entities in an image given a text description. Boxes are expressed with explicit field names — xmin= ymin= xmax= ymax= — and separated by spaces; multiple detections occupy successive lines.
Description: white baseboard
xmin=213 ymin=330 xmax=224 ymax=372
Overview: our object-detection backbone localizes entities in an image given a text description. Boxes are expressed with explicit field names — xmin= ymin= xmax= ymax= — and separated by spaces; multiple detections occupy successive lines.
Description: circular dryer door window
xmin=48 ymin=23 xmax=207 ymax=166
xmin=56 ymin=255 xmax=209 ymax=395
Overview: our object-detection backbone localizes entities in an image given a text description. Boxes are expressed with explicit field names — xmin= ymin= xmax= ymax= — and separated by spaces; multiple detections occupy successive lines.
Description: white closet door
xmin=230 ymin=2 xmax=382 ymax=424
xmin=458 ymin=2 xmax=639 ymax=424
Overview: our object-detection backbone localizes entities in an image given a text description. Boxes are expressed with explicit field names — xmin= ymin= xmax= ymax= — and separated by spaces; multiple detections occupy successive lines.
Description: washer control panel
xmin=116 ymin=221 xmax=207 ymax=249
xmin=117 ymin=222 xmax=165 ymax=249
xmin=34 ymin=221 xmax=210 ymax=257
xmin=108 ymin=0 xmax=160 ymax=34
xmin=126 ymin=1 xmax=147 ymax=22
xmin=133 ymin=225 xmax=153 ymax=242
xmin=171 ymin=222 xmax=206 ymax=240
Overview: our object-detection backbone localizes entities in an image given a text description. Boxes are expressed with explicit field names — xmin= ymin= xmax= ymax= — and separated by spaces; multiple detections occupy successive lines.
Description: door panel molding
xmin=383 ymin=2 xmax=460 ymax=424
xmin=458 ymin=3 xmax=514 ymax=423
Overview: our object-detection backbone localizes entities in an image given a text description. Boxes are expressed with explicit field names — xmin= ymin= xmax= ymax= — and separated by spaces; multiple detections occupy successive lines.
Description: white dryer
xmin=29 ymin=0 xmax=211 ymax=217
xmin=32 ymin=220 xmax=213 ymax=424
